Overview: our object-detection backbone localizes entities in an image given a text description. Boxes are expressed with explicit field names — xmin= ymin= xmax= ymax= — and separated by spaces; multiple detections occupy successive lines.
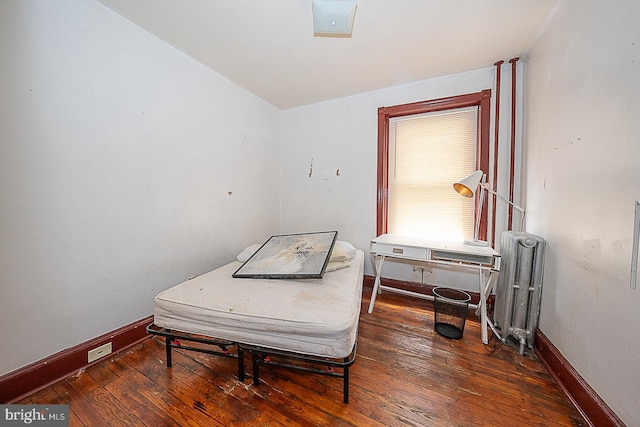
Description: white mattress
xmin=154 ymin=249 xmax=364 ymax=358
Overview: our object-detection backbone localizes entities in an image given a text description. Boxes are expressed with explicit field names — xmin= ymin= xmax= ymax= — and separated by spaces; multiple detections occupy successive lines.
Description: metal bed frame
xmin=238 ymin=342 xmax=357 ymax=403
xmin=146 ymin=323 xmax=357 ymax=403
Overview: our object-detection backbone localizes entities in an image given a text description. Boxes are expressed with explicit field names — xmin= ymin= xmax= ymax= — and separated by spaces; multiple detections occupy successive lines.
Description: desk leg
xmin=478 ymin=269 xmax=488 ymax=344
xmin=367 ymin=255 xmax=385 ymax=314
xmin=478 ymin=270 xmax=498 ymax=344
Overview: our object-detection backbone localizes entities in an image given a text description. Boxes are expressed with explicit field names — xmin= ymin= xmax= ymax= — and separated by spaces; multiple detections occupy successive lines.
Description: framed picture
xmin=233 ymin=231 xmax=338 ymax=279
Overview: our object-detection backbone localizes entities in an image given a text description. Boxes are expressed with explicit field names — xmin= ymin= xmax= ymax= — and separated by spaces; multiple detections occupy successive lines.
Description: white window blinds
xmin=387 ymin=106 xmax=478 ymax=241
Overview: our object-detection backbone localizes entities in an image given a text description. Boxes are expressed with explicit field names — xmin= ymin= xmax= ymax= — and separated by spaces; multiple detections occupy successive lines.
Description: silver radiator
xmin=493 ymin=231 xmax=546 ymax=354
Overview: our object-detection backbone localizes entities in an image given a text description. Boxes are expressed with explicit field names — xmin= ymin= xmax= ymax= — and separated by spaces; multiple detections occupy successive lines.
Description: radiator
xmin=493 ymin=231 xmax=546 ymax=354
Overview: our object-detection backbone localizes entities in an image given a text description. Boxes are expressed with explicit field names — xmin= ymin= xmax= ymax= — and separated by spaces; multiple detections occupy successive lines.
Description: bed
xmin=146 ymin=241 xmax=364 ymax=403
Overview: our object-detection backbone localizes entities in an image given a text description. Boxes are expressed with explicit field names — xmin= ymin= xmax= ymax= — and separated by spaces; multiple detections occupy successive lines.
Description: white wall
xmin=280 ymin=67 xmax=522 ymax=289
xmin=11 ymin=6 xmax=636 ymax=424
xmin=0 ymin=0 xmax=280 ymax=376
xmin=525 ymin=0 xmax=640 ymax=424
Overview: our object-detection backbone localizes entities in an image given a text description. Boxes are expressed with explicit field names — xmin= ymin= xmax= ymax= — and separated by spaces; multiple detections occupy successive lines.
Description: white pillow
xmin=325 ymin=260 xmax=350 ymax=272
xmin=237 ymin=240 xmax=357 ymax=264
xmin=329 ymin=244 xmax=351 ymax=262
xmin=334 ymin=240 xmax=357 ymax=258
xmin=236 ymin=243 xmax=262 ymax=263
xmin=327 ymin=241 xmax=357 ymax=270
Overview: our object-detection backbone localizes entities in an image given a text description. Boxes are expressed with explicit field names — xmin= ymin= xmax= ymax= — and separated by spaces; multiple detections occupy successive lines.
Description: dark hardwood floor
xmin=20 ymin=288 xmax=586 ymax=426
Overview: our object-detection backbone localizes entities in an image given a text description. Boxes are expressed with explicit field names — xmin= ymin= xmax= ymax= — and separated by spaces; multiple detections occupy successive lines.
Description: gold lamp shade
xmin=453 ymin=170 xmax=484 ymax=198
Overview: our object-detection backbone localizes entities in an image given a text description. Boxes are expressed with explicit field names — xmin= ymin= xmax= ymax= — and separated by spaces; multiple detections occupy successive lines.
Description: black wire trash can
xmin=432 ymin=287 xmax=472 ymax=339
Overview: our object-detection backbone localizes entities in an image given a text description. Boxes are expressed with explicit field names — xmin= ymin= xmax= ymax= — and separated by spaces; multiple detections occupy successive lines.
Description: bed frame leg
xmin=252 ymin=352 xmax=260 ymax=385
xmin=165 ymin=331 xmax=173 ymax=368
xmin=343 ymin=357 xmax=350 ymax=403
xmin=238 ymin=346 xmax=245 ymax=382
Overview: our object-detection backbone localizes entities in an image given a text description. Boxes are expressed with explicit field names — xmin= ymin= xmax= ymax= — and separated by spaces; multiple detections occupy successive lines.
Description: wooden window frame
xmin=377 ymin=89 xmax=492 ymax=240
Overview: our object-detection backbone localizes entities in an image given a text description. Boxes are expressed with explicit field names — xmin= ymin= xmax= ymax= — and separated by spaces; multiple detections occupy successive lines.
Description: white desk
xmin=367 ymin=234 xmax=501 ymax=344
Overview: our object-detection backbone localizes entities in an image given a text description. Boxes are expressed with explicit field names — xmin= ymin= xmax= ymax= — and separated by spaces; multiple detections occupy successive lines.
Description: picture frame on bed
xmin=232 ymin=231 xmax=338 ymax=279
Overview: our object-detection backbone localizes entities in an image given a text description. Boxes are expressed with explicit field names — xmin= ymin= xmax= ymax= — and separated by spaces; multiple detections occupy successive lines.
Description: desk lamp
xmin=454 ymin=170 xmax=525 ymax=246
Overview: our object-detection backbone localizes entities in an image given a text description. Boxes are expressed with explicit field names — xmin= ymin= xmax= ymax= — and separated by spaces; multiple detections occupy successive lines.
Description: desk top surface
xmin=371 ymin=234 xmax=500 ymax=257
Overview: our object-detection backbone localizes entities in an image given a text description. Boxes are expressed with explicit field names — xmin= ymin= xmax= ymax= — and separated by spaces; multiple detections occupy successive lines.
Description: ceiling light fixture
xmin=312 ymin=0 xmax=357 ymax=37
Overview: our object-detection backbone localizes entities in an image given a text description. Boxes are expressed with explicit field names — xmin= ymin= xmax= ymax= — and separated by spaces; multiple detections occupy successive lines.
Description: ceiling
xmin=98 ymin=0 xmax=560 ymax=110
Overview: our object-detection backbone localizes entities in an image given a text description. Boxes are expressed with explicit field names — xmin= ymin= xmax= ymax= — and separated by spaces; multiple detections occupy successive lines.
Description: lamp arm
xmin=481 ymin=184 xmax=525 ymax=213
xmin=474 ymin=184 xmax=485 ymax=241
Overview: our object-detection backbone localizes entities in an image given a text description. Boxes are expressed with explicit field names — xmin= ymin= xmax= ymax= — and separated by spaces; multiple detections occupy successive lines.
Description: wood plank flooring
xmin=20 ymin=288 xmax=586 ymax=426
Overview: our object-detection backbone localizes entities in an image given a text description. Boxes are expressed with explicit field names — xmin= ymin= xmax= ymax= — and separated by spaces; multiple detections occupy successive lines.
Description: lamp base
xmin=464 ymin=239 xmax=490 ymax=247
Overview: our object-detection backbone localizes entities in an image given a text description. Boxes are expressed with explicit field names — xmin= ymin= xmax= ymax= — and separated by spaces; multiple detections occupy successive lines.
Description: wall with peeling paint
xmin=525 ymin=0 xmax=640 ymax=424
xmin=0 ymin=1 xmax=280 ymax=376
xmin=7 ymin=3 xmax=637 ymax=423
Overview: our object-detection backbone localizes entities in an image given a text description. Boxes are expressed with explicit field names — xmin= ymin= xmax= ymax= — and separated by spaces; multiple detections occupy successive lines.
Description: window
xmin=377 ymin=90 xmax=491 ymax=241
